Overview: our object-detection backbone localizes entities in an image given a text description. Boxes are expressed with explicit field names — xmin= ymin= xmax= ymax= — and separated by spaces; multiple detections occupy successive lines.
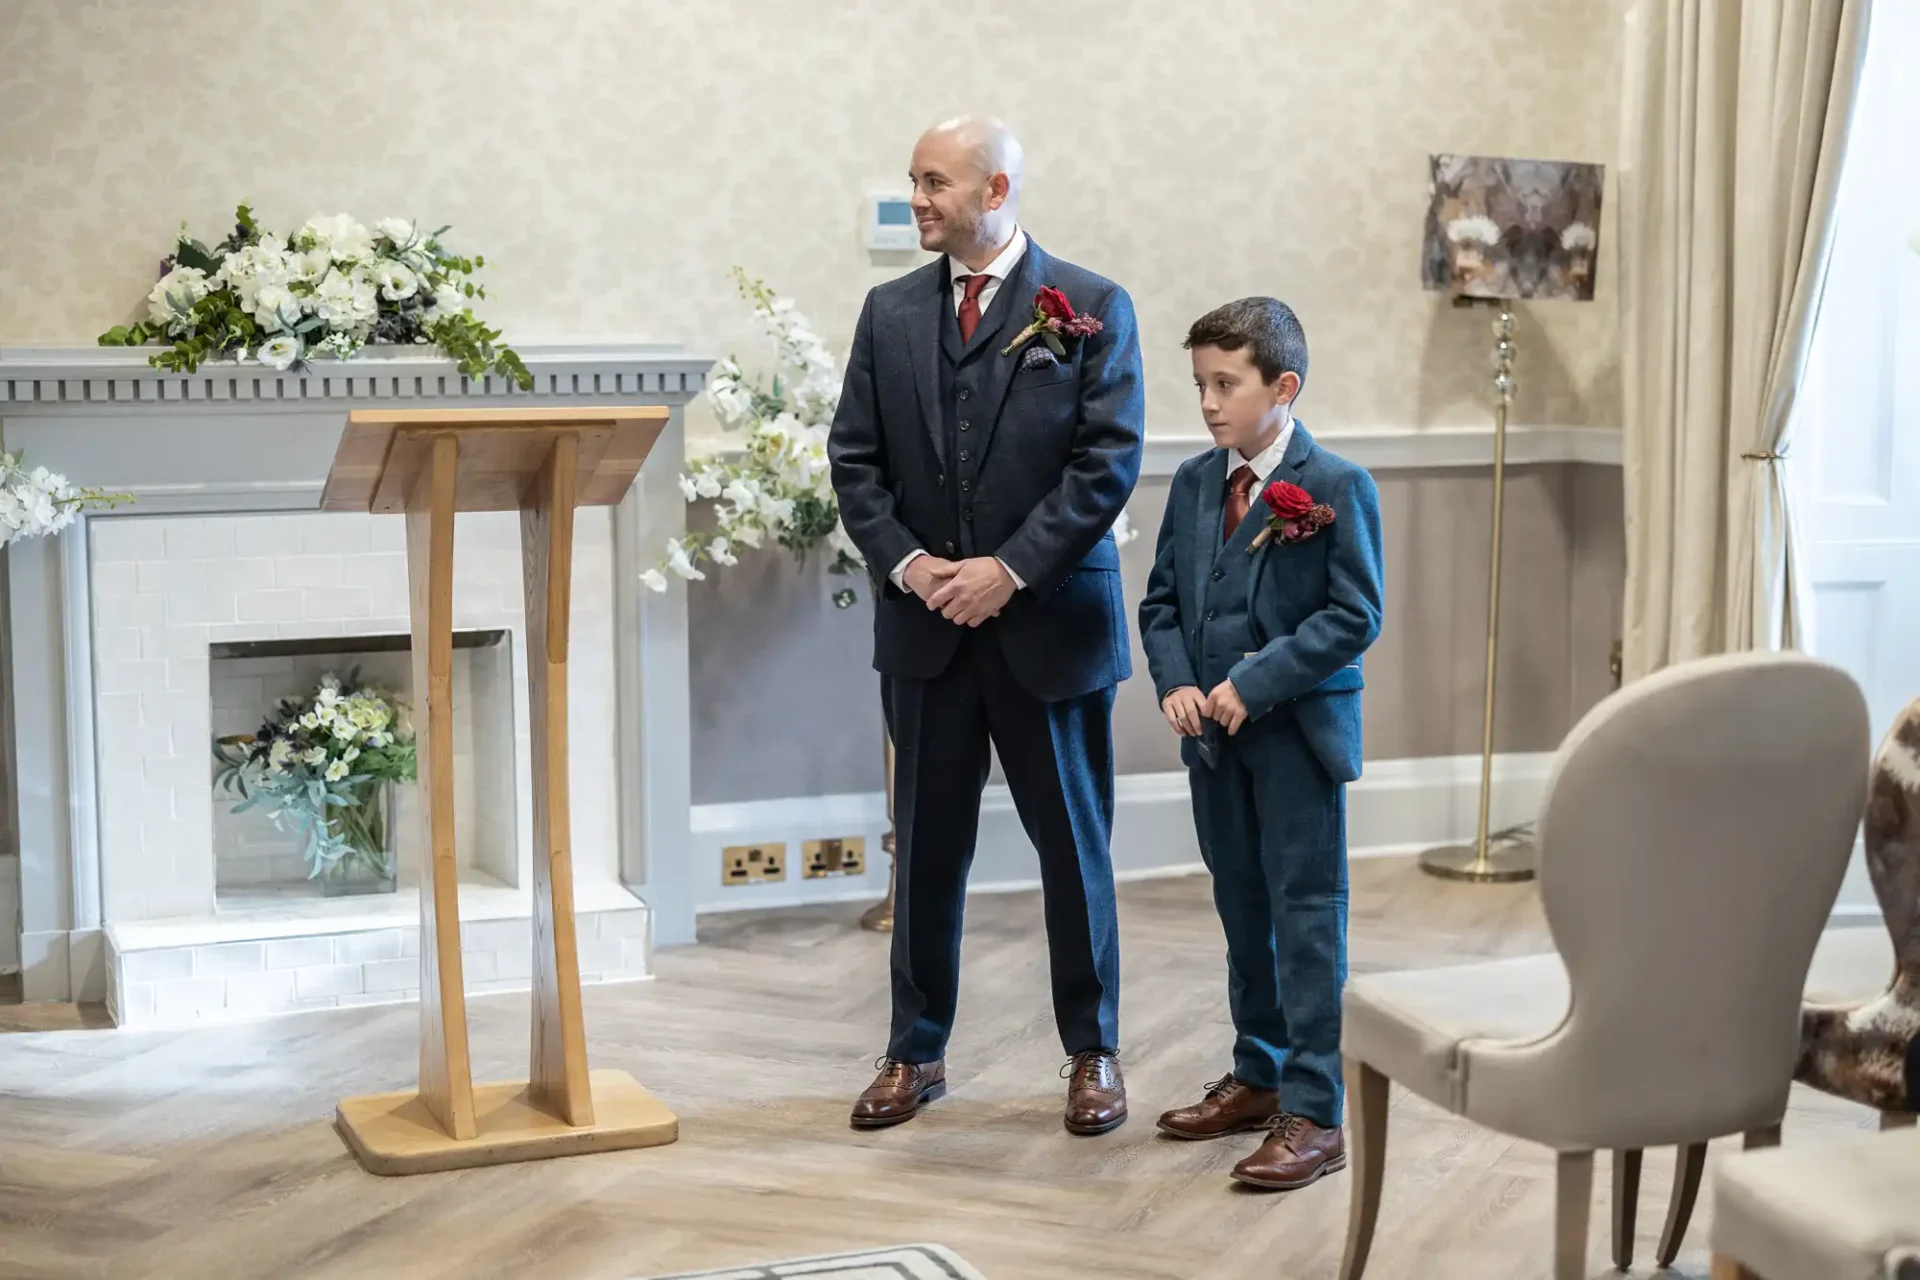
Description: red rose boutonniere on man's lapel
xmin=1249 ymin=479 xmax=1335 ymax=551
xmin=1002 ymin=285 xmax=1103 ymax=358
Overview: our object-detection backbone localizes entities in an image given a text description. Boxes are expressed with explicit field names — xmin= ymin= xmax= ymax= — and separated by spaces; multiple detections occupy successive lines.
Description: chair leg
xmin=1881 ymin=1110 xmax=1916 ymax=1131
xmin=1657 ymin=1142 xmax=1708 ymax=1268
xmin=1611 ymin=1148 xmax=1642 ymax=1270
xmin=1339 ymin=1058 xmax=1389 ymax=1280
xmin=1745 ymin=1124 xmax=1781 ymax=1149
xmin=1556 ymin=1151 xmax=1594 ymax=1280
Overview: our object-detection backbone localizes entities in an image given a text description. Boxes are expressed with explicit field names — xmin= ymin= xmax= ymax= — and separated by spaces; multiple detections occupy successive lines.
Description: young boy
xmin=1138 ymin=297 xmax=1384 ymax=1190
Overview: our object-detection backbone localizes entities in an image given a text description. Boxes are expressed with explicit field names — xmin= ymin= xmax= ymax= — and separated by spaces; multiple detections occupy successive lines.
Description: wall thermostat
xmin=865 ymin=194 xmax=918 ymax=251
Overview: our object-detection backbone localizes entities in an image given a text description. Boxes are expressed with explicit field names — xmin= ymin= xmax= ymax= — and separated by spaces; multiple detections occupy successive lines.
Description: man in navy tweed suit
xmin=828 ymin=115 xmax=1145 ymax=1135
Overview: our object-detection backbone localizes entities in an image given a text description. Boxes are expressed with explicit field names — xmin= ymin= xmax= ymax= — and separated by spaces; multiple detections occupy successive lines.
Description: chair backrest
xmin=1537 ymin=650 xmax=1868 ymax=1142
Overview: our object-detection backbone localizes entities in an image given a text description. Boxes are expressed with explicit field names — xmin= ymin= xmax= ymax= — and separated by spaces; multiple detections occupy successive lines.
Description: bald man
xmin=829 ymin=116 xmax=1146 ymax=1135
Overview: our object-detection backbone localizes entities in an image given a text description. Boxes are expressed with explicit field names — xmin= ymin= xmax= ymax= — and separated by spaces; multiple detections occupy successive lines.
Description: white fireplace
xmin=1 ymin=343 xmax=710 ymax=1025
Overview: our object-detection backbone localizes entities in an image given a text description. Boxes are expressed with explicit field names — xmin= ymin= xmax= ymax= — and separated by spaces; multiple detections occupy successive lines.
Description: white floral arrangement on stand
xmin=98 ymin=202 xmax=529 ymax=387
xmin=0 ymin=452 xmax=130 ymax=548
xmin=646 ymin=268 xmax=1134 ymax=607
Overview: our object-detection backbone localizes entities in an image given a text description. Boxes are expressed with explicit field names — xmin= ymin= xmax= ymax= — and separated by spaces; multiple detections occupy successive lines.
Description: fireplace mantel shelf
xmin=0 ymin=341 xmax=714 ymax=409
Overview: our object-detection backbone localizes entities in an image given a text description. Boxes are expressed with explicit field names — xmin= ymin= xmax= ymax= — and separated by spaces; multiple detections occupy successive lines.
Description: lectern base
xmin=335 ymin=1068 xmax=678 ymax=1176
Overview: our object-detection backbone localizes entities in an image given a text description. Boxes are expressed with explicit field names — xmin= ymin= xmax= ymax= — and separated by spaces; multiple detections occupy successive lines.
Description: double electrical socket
xmin=803 ymin=837 xmax=866 ymax=879
xmin=722 ymin=836 xmax=868 ymax=886
xmin=722 ymin=844 xmax=785 ymax=885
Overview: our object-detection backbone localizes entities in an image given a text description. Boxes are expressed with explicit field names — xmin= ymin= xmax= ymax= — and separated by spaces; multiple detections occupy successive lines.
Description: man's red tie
xmin=1222 ymin=464 xmax=1257 ymax=542
xmin=958 ymin=273 xmax=992 ymax=344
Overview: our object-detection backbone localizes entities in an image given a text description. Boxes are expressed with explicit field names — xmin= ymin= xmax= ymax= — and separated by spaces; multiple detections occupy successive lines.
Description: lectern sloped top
xmin=320 ymin=405 xmax=669 ymax=514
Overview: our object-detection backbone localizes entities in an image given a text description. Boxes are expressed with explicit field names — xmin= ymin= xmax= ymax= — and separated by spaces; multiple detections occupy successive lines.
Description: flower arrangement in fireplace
xmin=98 ymin=203 xmax=531 ymax=388
xmin=0 ymin=451 xmax=131 ymax=548
xmin=212 ymin=671 xmax=418 ymax=888
xmin=644 ymin=268 xmax=1134 ymax=608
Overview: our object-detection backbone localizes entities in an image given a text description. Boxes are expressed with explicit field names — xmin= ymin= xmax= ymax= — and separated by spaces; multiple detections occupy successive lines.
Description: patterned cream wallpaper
xmin=0 ymin=0 xmax=1625 ymax=441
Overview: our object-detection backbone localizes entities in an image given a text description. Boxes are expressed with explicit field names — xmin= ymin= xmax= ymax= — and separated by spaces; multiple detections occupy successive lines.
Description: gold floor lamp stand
xmin=1419 ymin=305 xmax=1537 ymax=885
xmin=320 ymin=406 xmax=681 ymax=1173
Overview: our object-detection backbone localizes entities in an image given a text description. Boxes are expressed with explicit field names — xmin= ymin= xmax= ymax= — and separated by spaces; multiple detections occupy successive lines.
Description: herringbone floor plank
xmin=0 ymin=859 xmax=1884 ymax=1279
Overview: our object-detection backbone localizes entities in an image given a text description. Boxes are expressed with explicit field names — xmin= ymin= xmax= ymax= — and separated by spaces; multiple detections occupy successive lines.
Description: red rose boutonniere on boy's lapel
xmin=1002 ymin=285 xmax=1103 ymax=359
xmin=1248 ymin=479 xmax=1335 ymax=552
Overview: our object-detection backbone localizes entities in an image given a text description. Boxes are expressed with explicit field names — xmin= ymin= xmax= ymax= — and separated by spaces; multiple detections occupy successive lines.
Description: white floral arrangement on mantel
xmin=97 ymin=202 xmax=530 ymax=388
xmin=0 ymin=451 xmax=130 ymax=549
xmin=644 ymin=268 xmax=1135 ymax=608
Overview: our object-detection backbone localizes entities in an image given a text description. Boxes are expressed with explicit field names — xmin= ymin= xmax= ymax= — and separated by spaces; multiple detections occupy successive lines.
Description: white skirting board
xmin=690 ymin=752 xmax=1559 ymax=915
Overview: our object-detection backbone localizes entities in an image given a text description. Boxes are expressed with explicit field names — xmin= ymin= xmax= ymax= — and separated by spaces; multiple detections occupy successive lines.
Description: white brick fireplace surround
xmin=0 ymin=344 xmax=711 ymax=1025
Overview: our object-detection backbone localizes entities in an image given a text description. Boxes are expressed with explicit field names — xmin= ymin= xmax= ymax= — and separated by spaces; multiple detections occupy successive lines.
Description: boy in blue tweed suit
xmin=1139 ymin=298 xmax=1384 ymax=1191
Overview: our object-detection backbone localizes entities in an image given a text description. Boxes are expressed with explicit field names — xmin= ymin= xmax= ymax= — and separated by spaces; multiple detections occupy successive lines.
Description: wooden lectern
xmin=319 ymin=406 xmax=678 ymax=1175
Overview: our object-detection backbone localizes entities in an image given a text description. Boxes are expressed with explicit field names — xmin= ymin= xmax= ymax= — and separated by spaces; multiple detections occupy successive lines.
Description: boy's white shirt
xmin=1232 ymin=412 xmax=1295 ymax=484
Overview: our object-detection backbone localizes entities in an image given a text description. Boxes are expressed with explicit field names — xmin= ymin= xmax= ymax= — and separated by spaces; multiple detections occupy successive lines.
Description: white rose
xmin=347 ymin=268 xmax=380 ymax=318
xmin=639 ymin=568 xmax=669 ymax=593
xmin=302 ymin=213 xmax=374 ymax=262
xmin=373 ymin=260 xmax=418 ymax=301
xmin=259 ymin=335 xmax=301 ymax=371
xmin=377 ymin=217 xmax=417 ymax=247
xmin=252 ymin=282 xmax=300 ymax=331
xmin=146 ymin=265 xmax=211 ymax=328
xmin=424 ymin=279 xmax=465 ymax=320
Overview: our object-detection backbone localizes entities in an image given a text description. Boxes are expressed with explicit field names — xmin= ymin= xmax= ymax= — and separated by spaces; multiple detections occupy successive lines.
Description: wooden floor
xmin=0 ymin=858 xmax=1885 ymax=1279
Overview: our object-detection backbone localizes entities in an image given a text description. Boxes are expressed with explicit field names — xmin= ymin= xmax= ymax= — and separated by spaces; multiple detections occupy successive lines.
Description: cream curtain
xmin=1619 ymin=0 xmax=1873 ymax=681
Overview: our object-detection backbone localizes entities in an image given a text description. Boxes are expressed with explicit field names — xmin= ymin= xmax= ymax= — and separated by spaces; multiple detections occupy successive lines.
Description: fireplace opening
xmin=208 ymin=629 xmax=517 ymax=909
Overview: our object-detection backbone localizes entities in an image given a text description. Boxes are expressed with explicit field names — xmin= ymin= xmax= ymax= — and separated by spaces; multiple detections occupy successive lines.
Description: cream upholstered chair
xmin=1337 ymin=652 xmax=1869 ymax=1280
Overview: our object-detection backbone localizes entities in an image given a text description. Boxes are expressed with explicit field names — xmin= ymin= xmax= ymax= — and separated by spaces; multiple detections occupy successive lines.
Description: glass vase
xmin=322 ymin=779 xmax=400 ymax=898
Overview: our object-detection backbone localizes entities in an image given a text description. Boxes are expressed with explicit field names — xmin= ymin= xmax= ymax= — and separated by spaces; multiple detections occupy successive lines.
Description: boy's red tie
xmin=1223 ymin=464 xmax=1257 ymax=542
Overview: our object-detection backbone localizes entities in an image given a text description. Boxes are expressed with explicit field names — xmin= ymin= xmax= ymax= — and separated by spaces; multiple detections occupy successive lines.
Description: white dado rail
xmin=0 ymin=343 xmax=713 ymax=1024
xmin=1140 ymin=424 xmax=1622 ymax=476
